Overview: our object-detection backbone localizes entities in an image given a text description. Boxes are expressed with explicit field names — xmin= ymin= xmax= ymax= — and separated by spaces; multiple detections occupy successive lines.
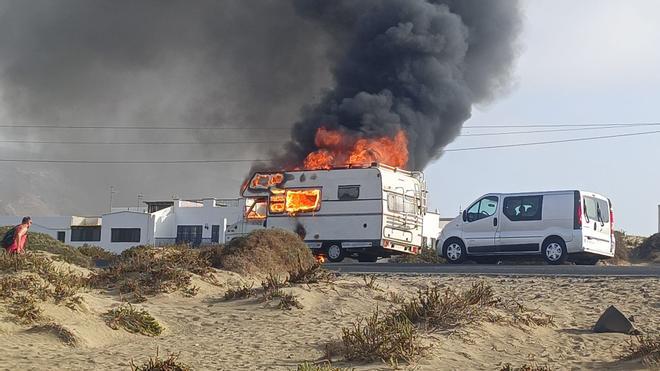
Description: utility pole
xmin=137 ymin=193 xmax=144 ymax=211
xmin=109 ymin=186 xmax=116 ymax=212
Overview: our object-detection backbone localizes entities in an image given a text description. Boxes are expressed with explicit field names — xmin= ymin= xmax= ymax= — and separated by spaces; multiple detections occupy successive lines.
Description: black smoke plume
xmin=275 ymin=0 xmax=521 ymax=170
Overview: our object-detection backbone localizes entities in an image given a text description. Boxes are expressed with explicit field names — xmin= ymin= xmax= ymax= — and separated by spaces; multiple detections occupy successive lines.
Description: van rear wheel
xmin=443 ymin=240 xmax=466 ymax=264
xmin=542 ymin=239 xmax=567 ymax=265
xmin=326 ymin=244 xmax=345 ymax=263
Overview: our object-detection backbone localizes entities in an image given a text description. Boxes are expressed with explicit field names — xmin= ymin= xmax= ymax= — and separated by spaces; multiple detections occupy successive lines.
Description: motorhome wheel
xmin=327 ymin=244 xmax=345 ymax=263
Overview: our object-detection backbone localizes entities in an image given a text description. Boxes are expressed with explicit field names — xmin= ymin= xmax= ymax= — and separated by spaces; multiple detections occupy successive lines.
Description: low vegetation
xmin=0 ymin=226 xmax=92 ymax=268
xmin=105 ymin=304 xmax=163 ymax=336
xmin=212 ymin=229 xmax=317 ymax=276
xmin=288 ymin=260 xmax=336 ymax=284
xmin=223 ymin=283 xmax=256 ymax=300
xmin=29 ymin=322 xmax=79 ymax=347
xmin=390 ymin=246 xmax=445 ymax=264
xmin=296 ymin=362 xmax=354 ymax=371
xmin=277 ymin=292 xmax=303 ymax=310
xmin=89 ymin=245 xmax=213 ymax=301
xmin=622 ymin=334 xmax=660 ymax=366
xmin=130 ymin=349 xmax=191 ymax=371
xmin=500 ymin=363 xmax=552 ymax=371
xmin=77 ymin=244 xmax=117 ymax=263
xmin=632 ymin=233 xmax=660 ymax=264
xmin=340 ymin=310 xmax=424 ymax=364
xmin=8 ymin=293 xmax=44 ymax=324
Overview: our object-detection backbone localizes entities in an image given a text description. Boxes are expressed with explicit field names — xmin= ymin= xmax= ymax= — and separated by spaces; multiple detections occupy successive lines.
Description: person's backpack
xmin=1 ymin=226 xmax=17 ymax=249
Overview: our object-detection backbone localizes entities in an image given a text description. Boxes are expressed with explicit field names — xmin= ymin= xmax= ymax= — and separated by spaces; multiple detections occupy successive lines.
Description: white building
xmin=421 ymin=211 xmax=453 ymax=249
xmin=0 ymin=198 xmax=243 ymax=253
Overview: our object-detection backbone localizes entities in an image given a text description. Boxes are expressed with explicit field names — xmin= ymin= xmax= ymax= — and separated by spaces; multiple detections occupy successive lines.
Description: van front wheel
xmin=542 ymin=239 xmax=567 ymax=265
xmin=443 ymin=240 xmax=466 ymax=264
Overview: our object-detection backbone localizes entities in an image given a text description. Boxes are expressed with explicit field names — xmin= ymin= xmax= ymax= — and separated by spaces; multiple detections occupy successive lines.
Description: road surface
xmin=325 ymin=263 xmax=660 ymax=277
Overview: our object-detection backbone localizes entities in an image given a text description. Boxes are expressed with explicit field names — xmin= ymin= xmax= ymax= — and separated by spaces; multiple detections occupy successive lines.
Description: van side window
xmin=503 ymin=196 xmax=543 ymax=221
xmin=466 ymin=196 xmax=498 ymax=222
xmin=338 ymin=185 xmax=360 ymax=201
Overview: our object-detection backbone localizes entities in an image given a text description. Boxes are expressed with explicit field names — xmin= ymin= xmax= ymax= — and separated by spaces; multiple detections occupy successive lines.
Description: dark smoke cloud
xmin=0 ymin=0 xmax=332 ymax=215
xmin=0 ymin=0 xmax=520 ymax=216
xmin=276 ymin=0 xmax=522 ymax=170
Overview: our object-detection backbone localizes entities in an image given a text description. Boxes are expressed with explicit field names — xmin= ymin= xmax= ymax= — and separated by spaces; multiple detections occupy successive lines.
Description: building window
xmin=57 ymin=231 xmax=66 ymax=243
xmin=211 ymin=225 xmax=220 ymax=243
xmin=176 ymin=225 xmax=202 ymax=246
xmin=338 ymin=185 xmax=360 ymax=200
xmin=503 ymin=196 xmax=543 ymax=221
xmin=71 ymin=226 xmax=101 ymax=242
xmin=111 ymin=228 xmax=141 ymax=243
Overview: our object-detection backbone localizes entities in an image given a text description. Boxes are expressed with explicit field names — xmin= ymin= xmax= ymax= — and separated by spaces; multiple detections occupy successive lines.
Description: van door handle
xmin=493 ymin=217 xmax=498 ymax=227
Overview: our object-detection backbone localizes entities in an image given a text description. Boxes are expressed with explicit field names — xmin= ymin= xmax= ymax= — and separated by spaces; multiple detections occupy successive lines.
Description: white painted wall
xmin=0 ymin=215 xmax=92 ymax=247
xmin=100 ymin=211 xmax=153 ymax=253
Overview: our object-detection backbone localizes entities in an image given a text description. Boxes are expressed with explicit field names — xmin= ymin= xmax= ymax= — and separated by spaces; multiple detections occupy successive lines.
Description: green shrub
xmin=105 ymin=304 xmax=163 ymax=336
xmin=130 ymin=349 xmax=191 ymax=371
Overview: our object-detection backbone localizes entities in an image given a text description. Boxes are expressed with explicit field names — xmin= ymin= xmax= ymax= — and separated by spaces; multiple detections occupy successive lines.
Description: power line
xmin=0 ymin=124 xmax=290 ymax=130
xmin=0 ymin=124 xmax=651 ymax=145
xmin=0 ymin=159 xmax=269 ymax=164
xmin=445 ymin=129 xmax=660 ymax=152
xmin=464 ymin=122 xmax=660 ymax=129
xmin=0 ymin=139 xmax=287 ymax=145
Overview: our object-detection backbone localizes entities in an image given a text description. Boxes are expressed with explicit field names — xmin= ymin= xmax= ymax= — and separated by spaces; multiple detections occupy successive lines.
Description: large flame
xmin=302 ymin=127 xmax=408 ymax=170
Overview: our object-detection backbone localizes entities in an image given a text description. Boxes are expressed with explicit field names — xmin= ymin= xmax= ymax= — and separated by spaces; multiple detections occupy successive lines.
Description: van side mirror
xmin=462 ymin=210 xmax=467 ymax=222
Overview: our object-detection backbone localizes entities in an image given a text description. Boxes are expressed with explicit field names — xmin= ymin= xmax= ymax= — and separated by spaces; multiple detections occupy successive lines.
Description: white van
xmin=437 ymin=190 xmax=615 ymax=265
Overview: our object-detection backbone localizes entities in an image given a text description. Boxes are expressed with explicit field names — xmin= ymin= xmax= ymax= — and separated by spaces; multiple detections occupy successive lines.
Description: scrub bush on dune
xmin=89 ymin=245 xmax=213 ymax=301
xmin=130 ymin=349 xmax=191 ymax=371
xmin=0 ymin=226 xmax=92 ymax=268
xmin=105 ymin=304 xmax=163 ymax=336
xmin=214 ymin=229 xmax=317 ymax=277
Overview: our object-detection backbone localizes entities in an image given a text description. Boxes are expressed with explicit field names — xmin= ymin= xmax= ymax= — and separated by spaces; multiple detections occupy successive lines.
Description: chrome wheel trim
xmin=446 ymin=243 xmax=462 ymax=261
xmin=545 ymin=242 xmax=563 ymax=261
xmin=328 ymin=245 xmax=342 ymax=260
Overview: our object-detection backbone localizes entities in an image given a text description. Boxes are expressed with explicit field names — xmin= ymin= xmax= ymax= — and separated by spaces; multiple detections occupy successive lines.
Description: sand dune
xmin=0 ymin=262 xmax=658 ymax=370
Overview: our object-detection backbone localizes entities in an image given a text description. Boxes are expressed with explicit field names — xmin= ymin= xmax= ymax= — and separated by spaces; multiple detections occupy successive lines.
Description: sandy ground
xmin=0 ymin=270 xmax=658 ymax=371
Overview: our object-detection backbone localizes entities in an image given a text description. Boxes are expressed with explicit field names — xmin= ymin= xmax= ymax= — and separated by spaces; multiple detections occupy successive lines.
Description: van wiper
xmin=596 ymin=204 xmax=605 ymax=226
xmin=583 ymin=204 xmax=590 ymax=223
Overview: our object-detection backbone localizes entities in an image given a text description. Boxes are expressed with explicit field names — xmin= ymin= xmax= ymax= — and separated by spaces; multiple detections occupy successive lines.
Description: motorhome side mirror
xmin=462 ymin=210 xmax=467 ymax=222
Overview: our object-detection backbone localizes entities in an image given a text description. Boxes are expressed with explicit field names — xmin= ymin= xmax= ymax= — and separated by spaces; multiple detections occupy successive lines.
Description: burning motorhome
xmin=225 ymin=163 xmax=427 ymax=262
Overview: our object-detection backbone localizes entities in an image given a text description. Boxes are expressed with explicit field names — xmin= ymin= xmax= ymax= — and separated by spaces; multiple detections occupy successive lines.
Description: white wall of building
xmin=0 ymin=216 xmax=95 ymax=247
xmin=100 ymin=211 xmax=154 ymax=253
xmin=422 ymin=212 xmax=454 ymax=249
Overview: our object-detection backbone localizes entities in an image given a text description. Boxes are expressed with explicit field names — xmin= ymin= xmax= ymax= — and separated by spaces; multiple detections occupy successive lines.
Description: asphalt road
xmin=325 ymin=263 xmax=660 ymax=277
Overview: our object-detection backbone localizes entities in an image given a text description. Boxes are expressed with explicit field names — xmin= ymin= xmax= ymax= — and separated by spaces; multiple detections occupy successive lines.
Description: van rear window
xmin=583 ymin=196 xmax=609 ymax=223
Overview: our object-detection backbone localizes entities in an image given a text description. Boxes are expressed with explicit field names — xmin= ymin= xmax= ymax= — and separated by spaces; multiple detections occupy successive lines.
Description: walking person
xmin=5 ymin=217 xmax=32 ymax=254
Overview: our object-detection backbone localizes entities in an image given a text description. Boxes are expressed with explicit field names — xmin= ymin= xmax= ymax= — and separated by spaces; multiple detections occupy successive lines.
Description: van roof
xmin=483 ymin=190 xmax=608 ymax=199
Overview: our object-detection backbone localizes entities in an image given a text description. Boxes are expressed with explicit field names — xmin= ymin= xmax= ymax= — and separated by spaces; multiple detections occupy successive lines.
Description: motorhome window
xmin=583 ymin=197 xmax=599 ymax=222
xmin=338 ymin=185 xmax=360 ymax=200
xmin=387 ymin=193 xmax=418 ymax=214
xmin=285 ymin=189 xmax=322 ymax=214
xmin=246 ymin=198 xmax=267 ymax=219
xmin=466 ymin=196 xmax=498 ymax=222
xmin=111 ymin=228 xmax=141 ymax=243
xmin=503 ymin=196 xmax=543 ymax=221
xmin=71 ymin=226 xmax=101 ymax=242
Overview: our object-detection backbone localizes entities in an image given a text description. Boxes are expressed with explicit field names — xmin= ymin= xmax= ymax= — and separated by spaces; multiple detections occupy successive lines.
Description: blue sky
xmin=425 ymin=0 xmax=660 ymax=236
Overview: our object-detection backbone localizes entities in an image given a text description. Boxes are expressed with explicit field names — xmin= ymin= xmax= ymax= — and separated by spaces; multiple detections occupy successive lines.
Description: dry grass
xmin=390 ymin=246 xmax=445 ymax=264
xmin=622 ymin=334 xmax=660 ymax=366
xmin=214 ymin=229 xmax=316 ymax=276
xmin=277 ymin=292 xmax=303 ymax=310
xmin=105 ymin=304 xmax=163 ymax=336
xmin=130 ymin=349 xmax=191 ymax=371
xmin=500 ymin=363 xmax=552 ymax=371
xmin=223 ymin=283 xmax=256 ymax=300
xmin=288 ymin=261 xmax=336 ymax=284
xmin=395 ymin=282 xmax=500 ymax=330
xmin=90 ymin=245 xmax=213 ymax=301
xmin=77 ymin=244 xmax=117 ymax=263
xmin=296 ymin=362 xmax=354 ymax=371
xmin=361 ymin=274 xmax=382 ymax=291
xmin=0 ymin=226 xmax=92 ymax=267
xmin=632 ymin=233 xmax=660 ymax=264
xmin=9 ymin=294 xmax=44 ymax=324
xmin=340 ymin=310 xmax=424 ymax=364
xmin=29 ymin=322 xmax=79 ymax=346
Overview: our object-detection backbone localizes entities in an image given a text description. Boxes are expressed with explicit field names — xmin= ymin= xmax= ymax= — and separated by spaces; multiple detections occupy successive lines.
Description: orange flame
xmin=269 ymin=189 xmax=322 ymax=215
xmin=302 ymin=127 xmax=408 ymax=170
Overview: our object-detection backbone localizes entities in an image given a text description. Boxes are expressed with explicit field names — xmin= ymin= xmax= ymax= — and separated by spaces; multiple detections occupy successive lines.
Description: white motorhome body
xmin=227 ymin=164 xmax=427 ymax=262
xmin=437 ymin=190 xmax=615 ymax=265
